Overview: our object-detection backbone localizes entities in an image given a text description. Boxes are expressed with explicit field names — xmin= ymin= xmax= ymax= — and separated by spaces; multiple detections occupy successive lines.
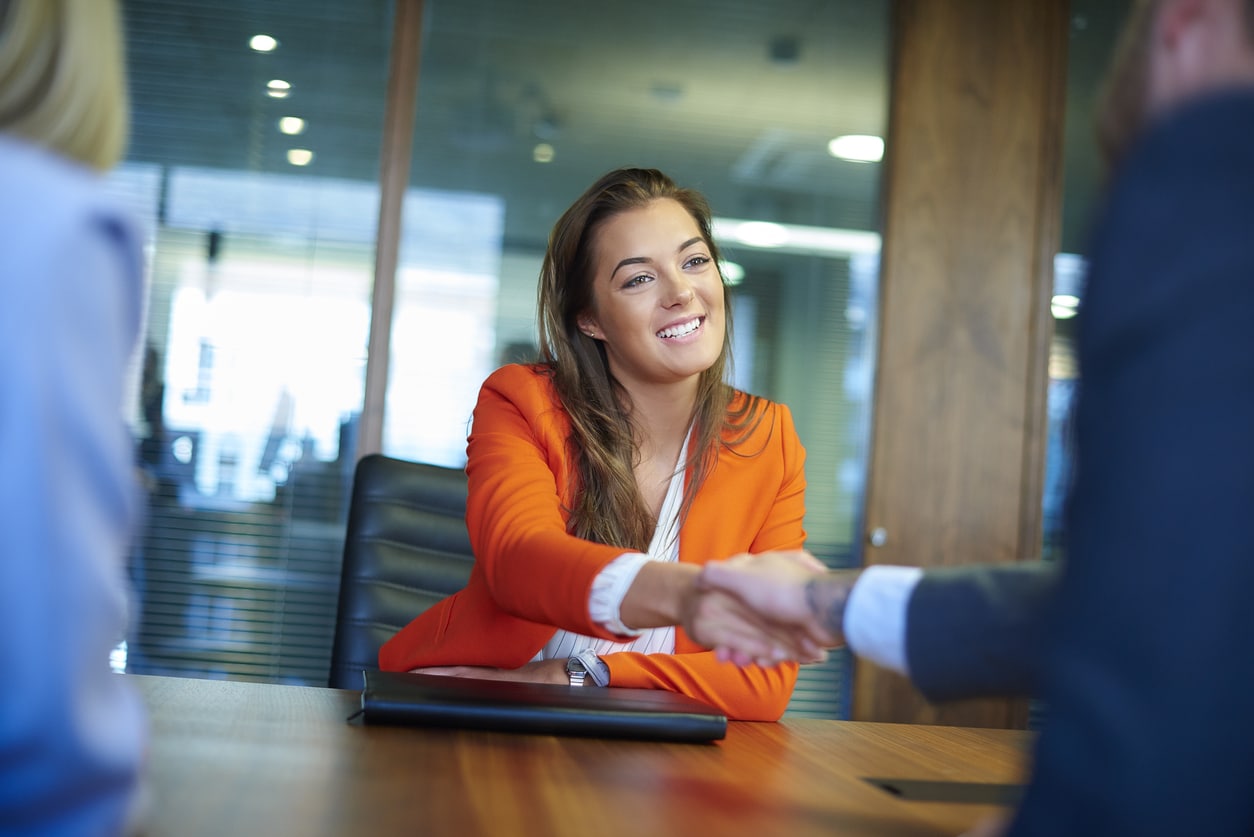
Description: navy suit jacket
xmin=1005 ymin=90 xmax=1254 ymax=835
xmin=905 ymin=562 xmax=1058 ymax=701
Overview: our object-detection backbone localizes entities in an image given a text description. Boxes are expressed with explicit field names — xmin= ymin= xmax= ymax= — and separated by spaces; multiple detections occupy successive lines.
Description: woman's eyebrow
xmin=610 ymin=237 xmax=706 ymax=279
xmin=611 ymin=255 xmax=650 ymax=278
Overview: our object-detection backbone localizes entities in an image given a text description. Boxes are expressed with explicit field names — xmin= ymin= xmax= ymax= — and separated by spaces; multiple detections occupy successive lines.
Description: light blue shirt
xmin=0 ymin=135 xmax=147 ymax=835
xmin=844 ymin=564 xmax=923 ymax=677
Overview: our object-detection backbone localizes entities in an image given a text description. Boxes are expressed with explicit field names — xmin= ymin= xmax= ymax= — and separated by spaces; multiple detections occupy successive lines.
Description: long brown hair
xmin=536 ymin=167 xmax=766 ymax=551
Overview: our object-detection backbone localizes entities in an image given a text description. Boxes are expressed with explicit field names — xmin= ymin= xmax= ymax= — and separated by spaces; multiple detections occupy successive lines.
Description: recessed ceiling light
xmin=266 ymin=79 xmax=291 ymax=99
xmin=720 ymin=261 xmax=745 ymax=285
xmin=532 ymin=143 xmax=555 ymax=163
xmin=287 ymin=148 xmax=314 ymax=166
xmin=250 ymin=34 xmax=278 ymax=52
xmin=278 ymin=116 xmax=305 ymax=135
xmin=827 ymin=134 xmax=884 ymax=163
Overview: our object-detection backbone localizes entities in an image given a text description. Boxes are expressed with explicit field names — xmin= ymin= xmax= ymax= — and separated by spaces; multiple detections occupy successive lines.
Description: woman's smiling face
xmin=578 ymin=198 xmax=726 ymax=393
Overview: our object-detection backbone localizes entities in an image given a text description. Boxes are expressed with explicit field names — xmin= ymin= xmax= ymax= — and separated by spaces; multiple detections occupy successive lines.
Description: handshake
xmin=680 ymin=551 xmax=862 ymax=668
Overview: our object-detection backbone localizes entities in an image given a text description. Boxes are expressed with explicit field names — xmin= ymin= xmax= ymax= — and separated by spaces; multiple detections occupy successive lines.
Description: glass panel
xmin=1047 ymin=0 xmax=1131 ymax=562
xmin=1031 ymin=0 xmax=1130 ymax=731
xmin=113 ymin=0 xmax=391 ymax=683
xmin=385 ymin=0 xmax=892 ymax=718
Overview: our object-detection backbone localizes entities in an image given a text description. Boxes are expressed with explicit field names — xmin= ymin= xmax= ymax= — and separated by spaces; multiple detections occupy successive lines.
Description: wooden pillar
xmin=855 ymin=0 xmax=1069 ymax=728
xmin=357 ymin=0 xmax=425 ymax=460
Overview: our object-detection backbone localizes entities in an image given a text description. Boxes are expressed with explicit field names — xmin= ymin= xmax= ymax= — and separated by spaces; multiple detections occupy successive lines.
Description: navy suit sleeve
xmin=1008 ymin=92 xmax=1254 ymax=837
xmin=906 ymin=563 xmax=1058 ymax=701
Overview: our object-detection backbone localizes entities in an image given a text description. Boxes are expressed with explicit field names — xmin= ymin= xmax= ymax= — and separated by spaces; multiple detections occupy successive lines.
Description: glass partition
xmin=114 ymin=0 xmax=390 ymax=683
xmin=1045 ymin=0 xmax=1131 ymax=562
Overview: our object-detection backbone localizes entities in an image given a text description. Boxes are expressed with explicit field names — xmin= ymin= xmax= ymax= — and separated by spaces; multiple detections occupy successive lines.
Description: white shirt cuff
xmin=844 ymin=564 xmax=923 ymax=678
xmin=589 ymin=552 xmax=650 ymax=637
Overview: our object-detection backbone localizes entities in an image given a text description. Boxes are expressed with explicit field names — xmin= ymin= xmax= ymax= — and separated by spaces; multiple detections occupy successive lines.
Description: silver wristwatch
xmin=564 ymin=649 xmax=608 ymax=687
xmin=565 ymin=654 xmax=590 ymax=687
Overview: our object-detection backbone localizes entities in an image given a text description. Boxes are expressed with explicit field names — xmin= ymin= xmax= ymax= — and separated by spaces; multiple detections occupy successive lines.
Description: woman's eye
xmin=684 ymin=255 xmax=711 ymax=269
xmin=623 ymin=274 xmax=653 ymax=288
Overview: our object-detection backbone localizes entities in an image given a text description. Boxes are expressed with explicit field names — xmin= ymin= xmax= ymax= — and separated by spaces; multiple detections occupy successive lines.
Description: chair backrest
xmin=328 ymin=453 xmax=474 ymax=690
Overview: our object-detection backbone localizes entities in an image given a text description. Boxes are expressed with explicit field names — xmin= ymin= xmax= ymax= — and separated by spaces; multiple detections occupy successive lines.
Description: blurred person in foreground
xmin=686 ymin=0 xmax=1254 ymax=833
xmin=0 ymin=0 xmax=148 ymax=833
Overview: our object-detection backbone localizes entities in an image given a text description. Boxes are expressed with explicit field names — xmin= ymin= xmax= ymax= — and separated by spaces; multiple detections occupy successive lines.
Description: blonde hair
xmin=0 ymin=0 xmax=129 ymax=169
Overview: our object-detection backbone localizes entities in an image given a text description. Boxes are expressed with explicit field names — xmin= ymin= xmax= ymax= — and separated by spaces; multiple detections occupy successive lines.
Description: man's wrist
xmin=804 ymin=570 xmax=860 ymax=641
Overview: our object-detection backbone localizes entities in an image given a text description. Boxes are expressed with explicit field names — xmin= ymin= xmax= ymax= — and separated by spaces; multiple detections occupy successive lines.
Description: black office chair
xmin=328 ymin=454 xmax=474 ymax=690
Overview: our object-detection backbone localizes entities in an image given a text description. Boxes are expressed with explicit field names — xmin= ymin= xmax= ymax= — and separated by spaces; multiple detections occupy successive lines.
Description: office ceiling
xmin=121 ymin=0 xmax=1125 ymax=257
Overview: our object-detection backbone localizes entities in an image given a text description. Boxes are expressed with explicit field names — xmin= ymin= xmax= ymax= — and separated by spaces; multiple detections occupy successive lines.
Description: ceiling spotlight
xmin=827 ymin=134 xmax=884 ymax=163
xmin=287 ymin=148 xmax=314 ymax=166
xmin=532 ymin=143 xmax=555 ymax=164
xmin=266 ymin=79 xmax=291 ymax=99
xmin=278 ymin=116 xmax=305 ymax=135
xmin=250 ymin=34 xmax=278 ymax=52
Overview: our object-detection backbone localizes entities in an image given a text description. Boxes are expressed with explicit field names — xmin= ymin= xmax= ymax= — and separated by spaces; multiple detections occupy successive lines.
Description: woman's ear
xmin=577 ymin=316 xmax=601 ymax=340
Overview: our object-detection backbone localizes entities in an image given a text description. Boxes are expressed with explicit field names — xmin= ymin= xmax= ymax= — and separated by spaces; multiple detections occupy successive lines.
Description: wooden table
xmin=131 ymin=674 xmax=1032 ymax=836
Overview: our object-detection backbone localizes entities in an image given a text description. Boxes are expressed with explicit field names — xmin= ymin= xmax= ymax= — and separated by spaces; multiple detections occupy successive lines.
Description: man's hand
xmin=961 ymin=812 xmax=1012 ymax=837
xmin=688 ymin=551 xmax=861 ymax=665
xmin=681 ymin=583 xmax=829 ymax=666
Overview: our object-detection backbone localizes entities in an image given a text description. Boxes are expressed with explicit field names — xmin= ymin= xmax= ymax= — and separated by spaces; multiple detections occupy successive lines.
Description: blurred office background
xmin=109 ymin=0 xmax=1123 ymax=719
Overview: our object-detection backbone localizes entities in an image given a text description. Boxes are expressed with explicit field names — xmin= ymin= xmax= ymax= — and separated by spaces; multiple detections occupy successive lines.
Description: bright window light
xmin=720 ymin=261 xmax=745 ymax=285
xmin=731 ymin=221 xmax=789 ymax=248
xmin=711 ymin=217 xmax=881 ymax=257
xmin=278 ymin=116 xmax=305 ymax=135
xmin=250 ymin=34 xmax=278 ymax=52
xmin=827 ymin=134 xmax=884 ymax=163
xmin=1052 ymin=293 xmax=1080 ymax=319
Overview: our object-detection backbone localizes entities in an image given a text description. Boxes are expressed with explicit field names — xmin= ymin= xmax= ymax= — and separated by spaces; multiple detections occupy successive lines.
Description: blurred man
xmin=687 ymin=0 xmax=1254 ymax=833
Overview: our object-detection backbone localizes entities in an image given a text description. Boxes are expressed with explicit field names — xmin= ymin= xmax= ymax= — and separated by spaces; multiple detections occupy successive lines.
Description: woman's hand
xmin=411 ymin=657 xmax=570 ymax=686
xmin=682 ymin=583 xmax=830 ymax=667
xmin=684 ymin=550 xmax=851 ymax=666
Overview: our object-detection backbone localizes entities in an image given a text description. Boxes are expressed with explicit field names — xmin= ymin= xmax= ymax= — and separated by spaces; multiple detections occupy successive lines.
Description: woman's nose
xmin=663 ymin=274 xmax=694 ymax=306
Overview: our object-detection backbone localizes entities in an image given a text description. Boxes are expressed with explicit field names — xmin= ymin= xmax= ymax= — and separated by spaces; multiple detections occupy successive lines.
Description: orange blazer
xmin=379 ymin=363 xmax=808 ymax=721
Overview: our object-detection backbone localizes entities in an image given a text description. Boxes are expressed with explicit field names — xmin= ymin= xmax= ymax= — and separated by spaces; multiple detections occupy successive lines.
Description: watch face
xmin=566 ymin=658 xmax=587 ymax=674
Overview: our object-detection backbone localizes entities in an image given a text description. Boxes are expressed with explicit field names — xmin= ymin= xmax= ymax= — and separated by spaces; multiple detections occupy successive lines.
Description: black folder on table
xmin=358 ymin=670 xmax=727 ymax=743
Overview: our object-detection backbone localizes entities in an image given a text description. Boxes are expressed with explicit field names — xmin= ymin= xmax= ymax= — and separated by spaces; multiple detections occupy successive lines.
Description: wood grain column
xmin=854 ymin=0 xmax=1069 ymax=728
xmin=357 ymin=0 xmax=425 ymax=460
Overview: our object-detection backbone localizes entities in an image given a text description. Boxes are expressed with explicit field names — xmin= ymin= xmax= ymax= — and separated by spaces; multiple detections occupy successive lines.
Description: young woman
xmin=380 ymin=167 xmax=813 ymax=721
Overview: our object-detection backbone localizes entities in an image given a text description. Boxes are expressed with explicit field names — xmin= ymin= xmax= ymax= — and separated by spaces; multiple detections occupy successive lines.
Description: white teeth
xmin=657 ymin=318 xmax=701 ymax=339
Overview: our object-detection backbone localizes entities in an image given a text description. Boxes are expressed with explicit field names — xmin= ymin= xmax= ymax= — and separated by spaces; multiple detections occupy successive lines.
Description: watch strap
xmin=571 ymin=649 xmax=610 ymax=687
